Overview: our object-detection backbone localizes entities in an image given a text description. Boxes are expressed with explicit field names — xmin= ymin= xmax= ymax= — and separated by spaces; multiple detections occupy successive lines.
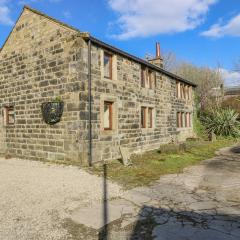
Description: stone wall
xmin=89 ymin=46 xmax=194 ymax=162
xmin=0 ymin=7 xmax=194 ymax=165
xmin=0 ymin=8 xmax=89 ymax=164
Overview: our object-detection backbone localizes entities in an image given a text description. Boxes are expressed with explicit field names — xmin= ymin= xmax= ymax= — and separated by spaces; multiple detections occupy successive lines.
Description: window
xmin=189 ymin=86 xmax=192 ymax=100
xmin=177 ymin=112 xmax=182 ymax=128
xmin=141 ymin=66 xmax=155 ymax=89
xmin=177 ymin=82 xmax=192 ymax=100
xmin=176 ymin=82 xmax=180 ymax=98
xmin=185 ymin=113 xmax=188 ymax=128
xmin=148 ymin=108 xmax=153 ymax=128
xmin=182 ymin=112 xmax=186 ymax=128
xmin=148 ymin=70 xmax=155 ymax=89
xmin=185 ymin=113 xmax=192 ymax=127
xmin=104 ymin=101 xmax=113 ymax=130
xmin=3 ymin=106 xmax=15 ymax=126
xmin=180 ymin=84 xmax=185 ymax=99
xmin=104 ymin=52 xmax=112 ymax=79
xmin=186 ymin=86 xmax=189 ymax=100
xmin=141 ymin=106 xmax=154 ymax=129
xmin=141 ymin=107 xmax=147 ymax=128
xmin=177 ymin=112 xmax=185 ymax=128
xmin=178 ymin=112 xmax=192 ymax=128
xmin=141 ymin=66 xmax=146 ymax=87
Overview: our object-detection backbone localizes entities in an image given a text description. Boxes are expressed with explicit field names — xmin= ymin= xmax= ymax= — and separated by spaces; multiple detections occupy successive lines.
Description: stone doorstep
xmin=70 ymin=198 xmax=139 ymax=230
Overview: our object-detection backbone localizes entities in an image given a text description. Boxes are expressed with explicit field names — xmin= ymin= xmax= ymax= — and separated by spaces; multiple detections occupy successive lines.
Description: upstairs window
xmin=186 ymin=86 xmax=190 ymax=100
xmin=148 ymin=70 xmax=155 ymax=89
xmin=188 ymin=86 xmax=192 ymax=100
xmin=181 ymin=84 xmax=185 ymax=99
xmin=3 ymin=106 xmax=15 ymax=126
xmin=177 ymin=82 xmax=181 ymax=98
xmin=141 ymin=66 xmax=146 ymax=87
xmin=176 ymin=82 xmax=192 ymax=100
xmin=104 ymin=52 xmax=112 ymax=79
xmin=141 ymin=66 xmax=155 ymax=89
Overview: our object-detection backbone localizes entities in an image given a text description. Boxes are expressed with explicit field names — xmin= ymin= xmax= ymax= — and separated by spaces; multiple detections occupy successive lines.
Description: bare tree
xmin=162 ymin=51 xmax=179 ymax=72
xmin=161 ymin=50 xmax=224 ymax=111
xmin=175 ymin=63 xmax=224 ymax=111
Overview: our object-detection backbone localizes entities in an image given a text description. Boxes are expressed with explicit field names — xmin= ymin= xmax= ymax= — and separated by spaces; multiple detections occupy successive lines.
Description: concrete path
xmin=70 ymin=144 xmax=240 ymax=239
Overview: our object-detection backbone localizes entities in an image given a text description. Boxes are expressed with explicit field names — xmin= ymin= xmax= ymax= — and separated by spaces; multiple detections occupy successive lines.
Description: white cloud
xmin=63 ymin=10 xmax=72 ymax=19
xmin=107 ymin=0 xmax=217 ymax=39
xmin=220 ymin=68 xmax=240 ymax=87
xmin=0 ymin=0 xmax=13 ymax=25
xmin=201 ymin=14 xmax=240 ymax=38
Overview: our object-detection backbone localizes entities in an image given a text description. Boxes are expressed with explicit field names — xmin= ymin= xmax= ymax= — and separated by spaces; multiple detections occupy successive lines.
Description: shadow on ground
xmin=230 ymin=146 xmax=240 ymax=154
xmin=97 ymin=148 xmax=240 ymax=240
xmin=98 ymin=205 xmax=240 ymax=240
xmin=129 ymin=206 xmax=240 ymax=240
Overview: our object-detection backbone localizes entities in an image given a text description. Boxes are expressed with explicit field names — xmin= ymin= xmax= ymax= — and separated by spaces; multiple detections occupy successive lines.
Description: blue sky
xmin=0 ymin=0 xmax=240 ymax=86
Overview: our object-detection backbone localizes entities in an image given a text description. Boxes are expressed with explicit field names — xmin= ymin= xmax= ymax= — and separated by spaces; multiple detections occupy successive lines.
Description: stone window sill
xmin=177 ymin=127 xmax=192 ymax=130
xmin=100 ymin=129 xmax=118 ymax=135
xmin=141 ymin=127 xmax=155 ymax=133
xmin=102 ymin=77 xmax=117 ymax=83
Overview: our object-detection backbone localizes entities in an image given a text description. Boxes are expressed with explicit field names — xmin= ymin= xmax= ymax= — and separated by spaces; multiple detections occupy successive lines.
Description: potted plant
xmin=41 ymin=96 xmax=64 ymax=125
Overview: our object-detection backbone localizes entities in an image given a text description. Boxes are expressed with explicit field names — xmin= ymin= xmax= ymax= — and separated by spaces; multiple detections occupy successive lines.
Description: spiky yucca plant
xmin=201 ymin=108 xmax=240 ymax=137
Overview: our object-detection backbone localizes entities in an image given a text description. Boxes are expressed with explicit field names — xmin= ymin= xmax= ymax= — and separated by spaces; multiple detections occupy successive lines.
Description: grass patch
xmin=90 ymin=138 xmax=238 ymax=189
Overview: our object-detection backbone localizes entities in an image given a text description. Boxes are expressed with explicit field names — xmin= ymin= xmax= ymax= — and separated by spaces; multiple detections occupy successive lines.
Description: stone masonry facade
xmin=0 ymin=6 xmax=195 ymax=165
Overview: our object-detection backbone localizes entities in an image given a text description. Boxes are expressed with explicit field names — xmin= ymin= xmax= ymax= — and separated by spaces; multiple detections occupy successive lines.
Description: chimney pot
xmin=156 ymin=42 xmax=161 ymax=59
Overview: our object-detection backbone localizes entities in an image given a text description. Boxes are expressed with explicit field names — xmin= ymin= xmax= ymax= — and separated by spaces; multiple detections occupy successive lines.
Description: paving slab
xmin=70 ymin=198 xmax=138 ymax=229
xmin=188 ymin=201 xmax=217 ymax=211
xmin=122 ymin=190 xmax=152 ymax=206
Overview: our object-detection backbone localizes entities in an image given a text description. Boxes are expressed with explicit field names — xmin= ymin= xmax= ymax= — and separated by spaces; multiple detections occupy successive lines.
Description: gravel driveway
xmin=0 ymin=158 xmax=122 ymax=240
xmin=1 ymin=145 xmax=240 ymax=240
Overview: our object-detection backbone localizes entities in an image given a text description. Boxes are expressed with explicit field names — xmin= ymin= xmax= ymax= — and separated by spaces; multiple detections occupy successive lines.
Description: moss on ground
xmin=90 ymin=138 xmax=238 ymax=189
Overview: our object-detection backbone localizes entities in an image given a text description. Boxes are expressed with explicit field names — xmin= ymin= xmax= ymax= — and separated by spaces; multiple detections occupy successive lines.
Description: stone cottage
xmin=0 ymin=6 xmax=196 ymax=165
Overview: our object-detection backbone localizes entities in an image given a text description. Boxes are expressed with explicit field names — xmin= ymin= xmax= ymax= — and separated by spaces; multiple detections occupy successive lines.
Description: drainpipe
xmin=87 ymin=38 xmax=92 ymax=167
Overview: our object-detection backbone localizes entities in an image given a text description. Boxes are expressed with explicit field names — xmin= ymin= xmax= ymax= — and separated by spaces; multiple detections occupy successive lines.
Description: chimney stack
xmin=147 ymin=42 xmax=164 ymax=68
xmin=156 ymin=42 xmax=161 ymax=59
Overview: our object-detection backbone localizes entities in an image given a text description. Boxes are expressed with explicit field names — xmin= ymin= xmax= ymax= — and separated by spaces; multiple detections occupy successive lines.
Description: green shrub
xmin=201 ymin=108 xmax=240 ymax=137
xmin=53 ymin=96 xmax=62 ymax=103
xmin=222 ymin=97 xmax=240 ymax=116
xmin=193 ymin=114 xmax=207 ymax=139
